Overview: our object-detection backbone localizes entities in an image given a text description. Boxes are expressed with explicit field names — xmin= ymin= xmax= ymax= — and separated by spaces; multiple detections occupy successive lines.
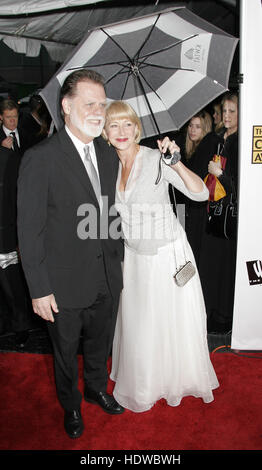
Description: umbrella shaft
xmin=136 ymin=74 xmax=160 ymax=136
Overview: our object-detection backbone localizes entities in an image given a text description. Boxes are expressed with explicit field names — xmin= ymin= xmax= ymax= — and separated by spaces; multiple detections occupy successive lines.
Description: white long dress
xmin=110 ymin=146 xmax=219 ymax=413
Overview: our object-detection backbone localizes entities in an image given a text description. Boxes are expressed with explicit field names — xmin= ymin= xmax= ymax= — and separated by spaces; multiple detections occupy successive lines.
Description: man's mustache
xmin=86 ymin=116 xmax=105 ymax=124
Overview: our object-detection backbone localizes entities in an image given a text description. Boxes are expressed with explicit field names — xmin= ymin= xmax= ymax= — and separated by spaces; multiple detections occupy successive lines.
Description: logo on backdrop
xmin=252 ymin=126 xmax=262 ymax=163
xmin=246 ymin=260 xmax=262 ymax=285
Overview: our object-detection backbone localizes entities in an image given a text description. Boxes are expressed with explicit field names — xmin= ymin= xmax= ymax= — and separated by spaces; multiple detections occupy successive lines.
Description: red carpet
xmin=0 ymin=351 xmax=261 ymax=451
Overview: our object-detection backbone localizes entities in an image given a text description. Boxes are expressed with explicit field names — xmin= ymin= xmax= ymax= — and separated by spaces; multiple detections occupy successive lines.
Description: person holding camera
xmin=103 ymin=101 xmax=219 ymax=413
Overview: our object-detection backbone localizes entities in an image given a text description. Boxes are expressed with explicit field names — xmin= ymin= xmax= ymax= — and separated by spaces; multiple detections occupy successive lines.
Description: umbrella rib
xmin=103 ymin=65 xmax=130 ymax=86
xmin=140 ymin=62 xmax=195 ymax=72
xmin=100 ymin=27 xmax=133 ymax=62
xmin=66 ymin=63 xmax=130 ymax=89
xmin=138 ymin=70 xmax=162 ymax=102
xmin=119 ymin=70 xmax=133 ymax=100
xmin=138 ymin=34 xmax=199 ymax=62
xmin=139 ymin=69 xmax=184 ymax=133
xmin=134 ymin=14 xmax=160 ymax=61
xmin=67 ymin=61 xmax=130 ymax=71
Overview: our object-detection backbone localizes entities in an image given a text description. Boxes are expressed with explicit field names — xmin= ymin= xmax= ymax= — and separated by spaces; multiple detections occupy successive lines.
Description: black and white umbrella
xmin=41 ymin=6 xmax=238 ymax=138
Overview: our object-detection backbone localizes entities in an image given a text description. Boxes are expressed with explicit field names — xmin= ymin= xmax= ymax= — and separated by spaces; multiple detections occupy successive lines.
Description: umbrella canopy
xmin=41 ymin=6 xmax=238 ymax=138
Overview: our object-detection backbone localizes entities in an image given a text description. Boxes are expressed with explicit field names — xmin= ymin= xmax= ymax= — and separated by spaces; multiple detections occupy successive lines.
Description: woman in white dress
xmin=102 ymin=101 xmax=219 ymax=413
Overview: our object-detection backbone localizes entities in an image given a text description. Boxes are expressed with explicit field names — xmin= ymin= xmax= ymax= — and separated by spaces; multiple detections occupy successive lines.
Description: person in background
xmin=183 ymin=111 xmax=213 ymax=166
xmin=212 ymin=99 xmax=225 ymax=134
xmin=0 ymin=146 xmax=32 ymax=347
xmin=103 ymin=100 xmax=219 ymax=413
xmin=0 ymin=100 xmax=29 ymax=155
xmin=181 ymin=111 xmax=221 ymax=266
xmin=20 ymin=94 xmax=51 ymax=149
xmin=198 ymin=92 xmax=239 ymax=333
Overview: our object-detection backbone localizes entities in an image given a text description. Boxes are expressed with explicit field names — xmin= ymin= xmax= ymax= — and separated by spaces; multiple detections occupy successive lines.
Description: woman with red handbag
xmin=199 ymin=92 xmax=239 ymax=333
xmin=181 ymin=111 xmax=221 ymax=267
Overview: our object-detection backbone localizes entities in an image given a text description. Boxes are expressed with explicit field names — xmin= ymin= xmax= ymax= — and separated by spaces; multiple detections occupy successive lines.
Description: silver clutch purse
xmin=174 ymin=261 xmax=196 ymax=287
xmin=168 ymin=186 xmax=196 ymax=287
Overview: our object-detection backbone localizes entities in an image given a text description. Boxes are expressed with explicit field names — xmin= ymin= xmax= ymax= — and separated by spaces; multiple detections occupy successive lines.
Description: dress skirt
xmin=110 ymin=229 xmax=219 ymax=412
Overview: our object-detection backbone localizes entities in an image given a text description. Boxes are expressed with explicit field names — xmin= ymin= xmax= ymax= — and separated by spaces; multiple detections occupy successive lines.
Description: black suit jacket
xmin=0 ymin=125 xmax=30 ymax=156
xmin=17 ymin=128 xmax=123 ymax=308
xmin=0 ymin=147 xmax=20 ymax=252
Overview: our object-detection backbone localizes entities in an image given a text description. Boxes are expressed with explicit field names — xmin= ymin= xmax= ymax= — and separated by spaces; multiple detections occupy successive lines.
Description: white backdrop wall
xmin=231 ymin=0 xmax=262 ymax=350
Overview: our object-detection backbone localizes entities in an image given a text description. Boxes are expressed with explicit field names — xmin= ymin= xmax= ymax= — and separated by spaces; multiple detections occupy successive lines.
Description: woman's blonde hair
xmin=185 ymin=110 xmax=212 ymax=159
xmin=221 ymin=91 xmax=238 ymax=109
xmin=102 ymin=100 xmax=142 ymax=144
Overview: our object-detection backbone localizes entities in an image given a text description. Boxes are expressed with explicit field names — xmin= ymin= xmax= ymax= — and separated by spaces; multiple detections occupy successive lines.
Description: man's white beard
xmin=85 ymin=119 xmax=105 ymax=138
xmin=71 ymin=111 xmax=105 ymax=138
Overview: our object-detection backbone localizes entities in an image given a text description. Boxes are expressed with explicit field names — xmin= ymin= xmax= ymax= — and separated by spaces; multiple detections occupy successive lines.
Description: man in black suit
xmin=0 ymin=146 xmax=32 ymax=346
xmin=17 ymin=70 xmax=124 ymax=439
xmin=0 ymin=99 xmax=29 ymax=155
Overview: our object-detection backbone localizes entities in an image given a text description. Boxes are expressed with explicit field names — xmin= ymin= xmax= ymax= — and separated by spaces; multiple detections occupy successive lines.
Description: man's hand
xmin=32 ymin=294 xmax=59 ymax=323
xmin=1 ymin=136 xmax=13 ymax=149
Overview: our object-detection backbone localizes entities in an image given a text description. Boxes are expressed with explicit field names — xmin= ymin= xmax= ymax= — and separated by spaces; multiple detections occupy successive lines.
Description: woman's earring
xmin=107 ymin=140 xmax=111 ymax=146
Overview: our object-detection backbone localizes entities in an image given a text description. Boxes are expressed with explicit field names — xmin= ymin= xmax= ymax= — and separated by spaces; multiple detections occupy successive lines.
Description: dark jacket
xmin=17 ymin=128 xmax=123 ymax=307
xmin=218 ymin=131 xmax=238 ymax=199
xmin=0 ymin=147 xmax=20 ymax=252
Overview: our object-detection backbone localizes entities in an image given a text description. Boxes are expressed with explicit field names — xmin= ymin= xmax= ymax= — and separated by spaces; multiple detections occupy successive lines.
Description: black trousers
xmin=47 ymin=278 xmax=119 ymax=412
xmin=0 ymin=263 xmax=32 ymax=333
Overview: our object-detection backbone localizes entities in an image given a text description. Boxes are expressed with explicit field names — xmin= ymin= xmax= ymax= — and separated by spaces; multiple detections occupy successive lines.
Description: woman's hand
xmin=157 ymin=136 xmax=180 ymax=156
xmin=158 ymin=136 xmax=204 ymax=194
xmin=208 ymin=160 xmax=223 ymax=177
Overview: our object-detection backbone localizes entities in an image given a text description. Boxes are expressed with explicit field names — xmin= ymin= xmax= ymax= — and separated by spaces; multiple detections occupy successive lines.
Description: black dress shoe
xmin=84 ymin=389 xmax=125 ymax=415
xmin=64 ymin=409 xmax=84 ymax=439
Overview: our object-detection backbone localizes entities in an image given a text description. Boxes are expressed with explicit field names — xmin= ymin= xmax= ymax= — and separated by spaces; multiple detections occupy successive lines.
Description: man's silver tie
xmin=83 ymin=145 xmax=101 ymax=208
